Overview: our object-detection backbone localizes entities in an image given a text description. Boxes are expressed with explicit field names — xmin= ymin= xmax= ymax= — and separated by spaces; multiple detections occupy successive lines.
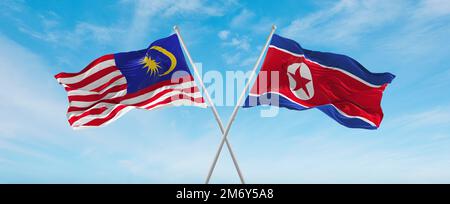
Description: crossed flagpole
xmin=174 ymin=25 xmax=277 ymax=184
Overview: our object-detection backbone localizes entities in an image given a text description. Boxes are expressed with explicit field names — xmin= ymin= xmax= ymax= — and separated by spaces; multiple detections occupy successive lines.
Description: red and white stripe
xmin=55 ymin=54 xmax=206 ymax=129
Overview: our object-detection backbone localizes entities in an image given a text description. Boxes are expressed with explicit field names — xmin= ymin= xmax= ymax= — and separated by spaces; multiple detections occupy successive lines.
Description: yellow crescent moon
xmin=149 ymin=46 xmax=177 ymax=76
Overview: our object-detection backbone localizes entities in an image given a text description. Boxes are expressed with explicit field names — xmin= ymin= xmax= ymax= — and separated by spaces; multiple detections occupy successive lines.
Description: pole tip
xmin=173 ymin=25 xmax=178 ymax=31
xmin=272 ymin=24 xmax=277 ymax=30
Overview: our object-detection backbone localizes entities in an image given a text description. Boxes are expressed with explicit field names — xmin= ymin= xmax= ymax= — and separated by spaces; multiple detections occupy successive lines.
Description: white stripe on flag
xmin=66 ymin=77 xmax=127 ymax=96
xmin=68 ymin=80 xmax=196 ymax=109
xmin=77 ymin=70 xmax=123 ymax=91
xmin=68 ymin=91 xmax=202 ymax=124
xmin=56 ymin=59 xmax=116 ymax=84
xmin=71 ymin=93 xmax=204 ymax=127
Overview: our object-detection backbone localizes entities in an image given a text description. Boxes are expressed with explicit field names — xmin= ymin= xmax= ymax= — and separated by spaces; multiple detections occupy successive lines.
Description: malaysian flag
xmin=55 ymin=34 xmax=206 ymax=129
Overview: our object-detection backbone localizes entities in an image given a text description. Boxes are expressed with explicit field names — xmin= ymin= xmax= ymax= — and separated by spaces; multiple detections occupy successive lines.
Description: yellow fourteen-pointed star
xmin=141 ymin=55 xmax=161 ymax=76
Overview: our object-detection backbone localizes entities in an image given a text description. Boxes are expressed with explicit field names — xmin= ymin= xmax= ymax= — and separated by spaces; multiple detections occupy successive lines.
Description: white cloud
xmin=424 ymin=69 xmax=450 ymax=89
xmin=128 ymin=0 xmax=227 ymax=18
xmin=220 ymin=33 xmax=254 ymax=67
xmin=46 ymin=22 xmax=119 ymax=45
xmin=373 ymin=1 xmax=450 ymax=59
xmin=239 ymin=55 xmax=257 ymax=67
xmin=230 ymin=9 xmax=254 ymax=27
xmin=281 ymin=0 xmax=405 ymax=44
xmin=222 ymin=52 xmax=242 ymax=65
xmin=279 ymin=0 xmax=450 ymax=64
xmin=0 ymin=36 xmax=61 ymax=120
xmin=224 ymin=37 xmax=250 ymax=51
xmin=38 ymin=11 xmax=60 ymax=29
xmin=390 ymin=106 xmax=450 ymax=129
xmin=119 ymin=0 xmax=236 ymax=48
xmin=217 ymin=7 xmax=277 ymax=68
xmin=116 ymin=133 xmax=223 ymax=183
xmin=0 ymin=0 xmax=25 ymax=14
xmin=0 ymin=34 xmax=75 ymax=162
xmin=221 ymin=52 xmax=256 ymax=67
xmin=415 ymin=0 xmax=450 ymax=18
xmin=72 ymin=23 xmax=120 ymax=43
xmin=17 ymin=18 xmax=123 ymax=48
xmin=218 ymin=30 xmax=230 ymax=40
xmin=9 ymin=0 xmax=236 ymax=50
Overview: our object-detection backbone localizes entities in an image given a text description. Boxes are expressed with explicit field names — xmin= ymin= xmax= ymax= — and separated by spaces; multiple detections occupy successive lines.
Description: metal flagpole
xmin=205 ymin=25 xmax=277 ymax=184
xmin=173 ymin=26 xmax=246 ymax=184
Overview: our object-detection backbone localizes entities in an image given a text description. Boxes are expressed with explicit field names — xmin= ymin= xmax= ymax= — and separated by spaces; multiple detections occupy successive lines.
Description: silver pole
xmin=204 ymin=25 xmax=277 ymax=184
xmin=173 ymin=26 xmax=246 ymax=184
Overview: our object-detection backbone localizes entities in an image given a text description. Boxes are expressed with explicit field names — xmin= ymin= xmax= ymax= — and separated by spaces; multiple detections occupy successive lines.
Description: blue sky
xmin=1 ymin=0 xmax=450 ymax=183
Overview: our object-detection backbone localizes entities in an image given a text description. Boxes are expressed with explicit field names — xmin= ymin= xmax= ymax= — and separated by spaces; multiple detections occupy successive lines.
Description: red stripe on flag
xmin=144 ymin=95 xmax=205 ymax=110
xmin=68 ymin=84 xmax=128 ymax=102
xmin=122 ymin=75 xmax=194 ymax=99
xmin=90 ymin=75 xmax=125 ymax=92
xmin=81 ymin=105 xmax=128 ymax=127
xmin=68 ymin=106 xmax=108 ymax=125
xmin=130 ymin=87 xmax=200 ymax=107
xmin=62 ymin=66 xmax=119 ymax=89
xmin=67 ymin=85 xmax=198 ymax=113
xmin=82 ymin=95 xmax=204 ymax=127
xmin=54 ymin=54 xmax=115 ymax=79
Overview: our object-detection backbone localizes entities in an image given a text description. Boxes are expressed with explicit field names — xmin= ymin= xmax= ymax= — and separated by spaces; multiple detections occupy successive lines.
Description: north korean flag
xmin=244 ymin=34 xmax=395 ymax=129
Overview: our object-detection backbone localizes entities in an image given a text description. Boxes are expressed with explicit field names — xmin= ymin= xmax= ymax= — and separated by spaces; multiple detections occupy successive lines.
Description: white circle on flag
xmin=287 ymin=62 xmax=314 ymax=100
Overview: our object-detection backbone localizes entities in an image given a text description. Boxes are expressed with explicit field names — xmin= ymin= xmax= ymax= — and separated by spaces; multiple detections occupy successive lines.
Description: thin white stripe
xmin=269 ymin=45 xmax=382 ymax=88
xmin=66 ymin=77 xmax=127 ymax=96
xmin=146 ymin=98 xmax=207 ymax=111
xmin=68 ymin=90 xmax=202 ymax=119
xmin=249 ymin=91 xmax=376 ymax=127
xmin=328 ymin=104 xmax=377 ymax=127
xmin=248 ymin=92 xmax=310 ymax=108
xmin=71 ymin=104 xmax=125 ymax=127
xmin=72 ymin=106 xmax=134 ymax=129
xmin=72 ymin=98 xmax=206 ymax=129
xmin=77 ymin=70 xmax=123 ymax=91
xmin=120 ymin=81 xmax=197 ymax=105
xmin=56 ymin=59 xmax=116 ymax=84
xmin=68 ymin=90 xmax=127 ymax=108
xmin=70 ymin=92 xmax=203 ymax=127
xmin=140 ymin=91 xmax=203 ymax=109
xmin=269 ymin=45 xmax=304 ymax=57
xmin=67 ymin=81 xmax=197 ymax=115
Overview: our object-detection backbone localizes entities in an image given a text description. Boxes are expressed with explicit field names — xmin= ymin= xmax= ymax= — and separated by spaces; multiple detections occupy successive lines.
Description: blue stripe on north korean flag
xmin=270 ymin=34 xmax=395 ymax=86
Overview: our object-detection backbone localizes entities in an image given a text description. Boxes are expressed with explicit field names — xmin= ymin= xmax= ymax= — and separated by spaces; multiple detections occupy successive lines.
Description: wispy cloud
xmin=0 ymin=34 xmax=73 ymax=166
xmin=378 ymin=1 xmax=450 ymax=59
xmin=415 ymin=0 xmax=450 ymax=18
xmin=218 ymin=32 xmax=255 ymax=67
xmin=0 ymin=0 xmax=25 ymax=16
xmin=230 ymin=9 xmax=255 ymax=28
xmin=281 ymin=0 xmax=406 ymax=45
xmin=18 ymin=22 xmax=123 ymax=47
xmin=217 ymin=7 xmax=264 ymax=68
xmin=281 ymin=0 xmax=450 ymax=51
xmin=121 ymin=0 xmax=236 ymax=48
xmin=5 ymin=0 xmax=236 ymax=50
xmin=218 ymin=30 xmax=230 ymax=40
xmin=223 ymin=36 xmax=251 ymax=51
xmin=390 ymin=106 xmax=450 ymax=129
xmin=124 ymin=0 xmax=229 ymax=18
xmin=2 ymin=2 xmax=124 ymax=49
xmin=0 ymin=35 xmax=61 ymax=121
